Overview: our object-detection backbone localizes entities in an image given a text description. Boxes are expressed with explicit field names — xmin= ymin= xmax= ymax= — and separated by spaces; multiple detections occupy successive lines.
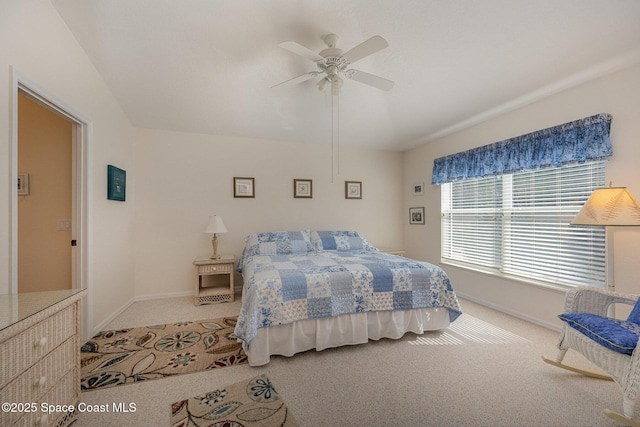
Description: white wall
xmin=6 ymin=0 xmax=636 ymax=334
xmin=1 ymin=0 xmax=403 ymax=331
xmin=403 ymin=63 xmax=640 ymax=329
xmin=133 ymin=128 xmax=404 ymax=297
xmin=0 ymin=0 xmax=137 ymax=331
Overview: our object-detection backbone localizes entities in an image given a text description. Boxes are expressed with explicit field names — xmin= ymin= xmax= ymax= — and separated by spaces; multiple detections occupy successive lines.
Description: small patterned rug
xmin=80 ymin=316 xmax=247 ymax=391
xmin=171 ymin=374 xmax=299 ymax=427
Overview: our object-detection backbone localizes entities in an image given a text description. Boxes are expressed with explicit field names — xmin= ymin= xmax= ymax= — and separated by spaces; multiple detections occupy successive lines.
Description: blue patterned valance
xmin=431 ymin=113 xmax=613 ymax=185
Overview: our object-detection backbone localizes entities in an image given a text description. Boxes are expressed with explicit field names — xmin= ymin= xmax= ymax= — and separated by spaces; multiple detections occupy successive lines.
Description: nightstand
xmin=193 ymin=256 xmax=235 ymax=305
xmin=377 ymin=247 xmax=405 ymax=256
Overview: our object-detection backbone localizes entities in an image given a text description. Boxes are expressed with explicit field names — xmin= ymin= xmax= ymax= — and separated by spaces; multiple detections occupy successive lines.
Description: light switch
xmin=56 ymin=219 xmax=72 ymax=231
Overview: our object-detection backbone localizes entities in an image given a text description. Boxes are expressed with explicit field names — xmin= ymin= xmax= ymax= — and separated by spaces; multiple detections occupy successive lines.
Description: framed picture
xmin=234 ymin=177 xmax=255 ymax=198
xmin=17 ymin=173 xmax=30 ymax=196
xmin=294 ymin=179 xmax=312 ymax=198
xmin=409 ymin=207 xmax=425 ymax=224
xmin=345 ymin=181 xmax=362 ymax=199
xmin=412 ymin=182 xmax=424 ymax=196
xmin=107 ymin=165 xmax=126 ymax=201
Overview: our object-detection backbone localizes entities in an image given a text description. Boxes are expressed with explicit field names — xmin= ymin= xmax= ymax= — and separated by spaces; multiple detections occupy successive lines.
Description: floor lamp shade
xmin=572 ymin=187 xmax=640 ymax=226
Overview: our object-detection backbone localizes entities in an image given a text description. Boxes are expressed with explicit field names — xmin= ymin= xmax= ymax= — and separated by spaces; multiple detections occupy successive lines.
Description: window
xmin=441 ymin=161 xmax=606 ymax=288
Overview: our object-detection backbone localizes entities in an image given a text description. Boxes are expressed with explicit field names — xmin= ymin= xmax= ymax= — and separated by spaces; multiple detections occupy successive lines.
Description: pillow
xmin=559 ymin=312 xmax=640 ymax=355
xmin=243 ymin=230 xmax=313 ymax=257
xmin=627 ymin=298 xmax=640 ymax=325
xmin=309 ymin=230 xmax=378 ymax=252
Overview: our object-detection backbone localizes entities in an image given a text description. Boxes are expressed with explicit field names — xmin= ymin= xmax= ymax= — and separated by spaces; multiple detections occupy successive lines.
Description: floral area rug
xmin=171 ymin=374 xmax=299 ymax=427
xmin=80 ymin=316 xmax=247 ymax=391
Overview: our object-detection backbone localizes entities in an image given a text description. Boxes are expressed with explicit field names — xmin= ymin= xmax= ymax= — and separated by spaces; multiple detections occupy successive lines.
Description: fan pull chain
xmin=330 ymin=82 xmax=340 ymax=183
xmin=331 ymin=87 xmax=334 ymax=183
xmin=336 ymin=90 xmax=340 ymax=177
xmin=336 ymin=92 xmax=340 ymax=176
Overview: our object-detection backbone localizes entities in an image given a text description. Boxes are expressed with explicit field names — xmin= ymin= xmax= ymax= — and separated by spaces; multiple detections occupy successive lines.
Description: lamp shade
xmin=572 ymin=187 xmax=640 ymax=226
xmin=204 ymin=215 xmax=228 ymax=234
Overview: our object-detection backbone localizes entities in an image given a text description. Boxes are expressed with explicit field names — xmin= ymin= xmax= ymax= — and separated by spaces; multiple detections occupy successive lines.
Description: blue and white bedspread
xmin=234 ymin=249 xmax=462 ymax=348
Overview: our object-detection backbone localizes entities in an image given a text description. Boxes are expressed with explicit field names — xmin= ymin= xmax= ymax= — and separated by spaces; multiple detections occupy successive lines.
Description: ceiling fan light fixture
xmin=317 ymin=77 xmax=329 ymax=92
xmin=331 ymin=76 xmax=343 ymax=95
xmin=275 ymin=33 xmax=393 ymax=92
xmin=274 ymin=33 xmax=393 ymax=182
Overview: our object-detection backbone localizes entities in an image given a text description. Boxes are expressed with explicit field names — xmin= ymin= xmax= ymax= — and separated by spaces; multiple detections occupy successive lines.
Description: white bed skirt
xmin=244 ymin=307 xmax=451 ymax=366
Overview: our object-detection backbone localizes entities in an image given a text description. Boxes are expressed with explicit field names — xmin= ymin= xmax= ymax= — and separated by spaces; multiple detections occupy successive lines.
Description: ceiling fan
xmin=273 ymin=33 xmax=394 ymax=93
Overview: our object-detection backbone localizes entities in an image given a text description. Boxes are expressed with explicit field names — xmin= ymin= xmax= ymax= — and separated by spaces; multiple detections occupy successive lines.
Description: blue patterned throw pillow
xmin=627 ymin=298 xmax=640 ymax=325
xmin=309 ymin=230 xmax=378 ymax=252
xmin=559 ymin=312 xmax=640 ymax=355
xmin=243 ymin=231 xmax=313 ymax=257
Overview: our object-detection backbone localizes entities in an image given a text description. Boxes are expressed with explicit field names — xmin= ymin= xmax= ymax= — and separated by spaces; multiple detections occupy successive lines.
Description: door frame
xmin=10 ymin=67 xmax=93 ymax=339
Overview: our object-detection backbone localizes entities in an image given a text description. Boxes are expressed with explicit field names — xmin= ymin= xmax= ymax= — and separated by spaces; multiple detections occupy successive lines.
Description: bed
xmin=233 ymin=230 xmax=462 ymax=366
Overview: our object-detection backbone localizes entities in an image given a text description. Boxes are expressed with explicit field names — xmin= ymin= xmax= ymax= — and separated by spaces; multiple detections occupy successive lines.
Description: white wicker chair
xmin=543 ymin=286 xmax=640 ymax=426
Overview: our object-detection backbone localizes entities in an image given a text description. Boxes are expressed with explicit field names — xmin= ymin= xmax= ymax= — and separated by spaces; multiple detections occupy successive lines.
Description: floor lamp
xmin=571 ymin=185 xmax=640 ymax=315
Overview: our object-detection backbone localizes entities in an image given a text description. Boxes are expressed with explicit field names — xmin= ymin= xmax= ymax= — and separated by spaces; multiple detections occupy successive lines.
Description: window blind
xmin=441 ymin=161 xmax=606 ymax=288
xmin=442 ymin=176 xmax=503 ymax=269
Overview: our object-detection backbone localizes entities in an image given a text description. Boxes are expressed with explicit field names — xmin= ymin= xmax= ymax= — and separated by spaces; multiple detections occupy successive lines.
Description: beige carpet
xmin=81 ymin=316 xmax=247 ymax=391
xmin=171 ymin=373 xmax=298 ymax=427
xmin=74 ymin=297 xmax=624 ymax=426
xmin=408 ymin=313 xmax=530 ymax=345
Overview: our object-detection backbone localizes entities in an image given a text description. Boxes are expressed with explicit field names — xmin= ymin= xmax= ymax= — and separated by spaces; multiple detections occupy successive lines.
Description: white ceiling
xmin=51 ymin=0 xmax=640 ymax=151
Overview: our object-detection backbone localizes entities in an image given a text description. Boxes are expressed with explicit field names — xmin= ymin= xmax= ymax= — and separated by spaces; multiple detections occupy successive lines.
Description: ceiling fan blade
xmin=346 ymin=69 xmax=394 ymax=91
xmin=342 ymin=35 xmax=388 ymax=64
xmin=271 ymin=72 xmax=318 ymax=89
xmin=278 ymin=41 xmax=324 ymax=62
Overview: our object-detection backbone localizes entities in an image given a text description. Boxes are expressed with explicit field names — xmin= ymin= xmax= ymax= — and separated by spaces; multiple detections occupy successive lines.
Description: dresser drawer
xmin=0 ymin=338 xmax=75 ymax=426
xmin=14 ymin=370 xmax=77 ymax=427
xmin=198 ymin=263 xmax=233 ymax=274
xmin=0 ymin=305 xmax=75 ymax=389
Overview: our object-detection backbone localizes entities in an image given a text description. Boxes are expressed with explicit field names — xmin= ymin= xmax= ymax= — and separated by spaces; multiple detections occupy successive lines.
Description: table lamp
xmin=204 ymin=215 xmax=228 ymax=259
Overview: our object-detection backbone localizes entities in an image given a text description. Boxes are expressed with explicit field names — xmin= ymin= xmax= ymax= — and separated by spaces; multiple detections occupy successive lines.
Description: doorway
xmin=17 ymin=92 xmax=73 ymax=292
xmin=11 ymin=69 xmax=92 ymax=339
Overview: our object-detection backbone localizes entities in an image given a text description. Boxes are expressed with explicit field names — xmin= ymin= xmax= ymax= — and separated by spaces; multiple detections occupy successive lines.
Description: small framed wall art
xmin=345 ymin=181 xmax=362 ymax=199
xmin=17 ymin=173 xmax=30 ymax=196
xmin=107 ymin=165 xmax=126 ymax=201
xmin=409 ymin=207 xmax=425 ymax=224
xmin=412 ymin=182 xmax=424 ymax=196
xmin=234 ymin=177 xmax=255 ymax=198
xmin=294 ymin=179 xmax=312 ymax=198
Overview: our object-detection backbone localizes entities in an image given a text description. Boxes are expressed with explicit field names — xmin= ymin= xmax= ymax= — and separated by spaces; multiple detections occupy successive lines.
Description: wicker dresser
xmin=0 ymin=289 xmax=86 ymax=427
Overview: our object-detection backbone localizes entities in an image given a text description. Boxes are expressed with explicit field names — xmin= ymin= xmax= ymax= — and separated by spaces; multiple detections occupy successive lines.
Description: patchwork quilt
xmin=234 ymin=247 xmax=462 ymax=348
